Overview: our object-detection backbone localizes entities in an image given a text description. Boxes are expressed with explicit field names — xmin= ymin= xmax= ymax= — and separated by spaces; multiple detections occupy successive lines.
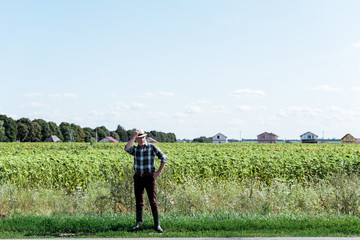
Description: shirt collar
xmin=138 ymin=141 xmax=149 ymax=149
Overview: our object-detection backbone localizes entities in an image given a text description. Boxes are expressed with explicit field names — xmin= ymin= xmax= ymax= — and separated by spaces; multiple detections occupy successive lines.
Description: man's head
xmin=136 ymin=129 xmax=147 ymax=146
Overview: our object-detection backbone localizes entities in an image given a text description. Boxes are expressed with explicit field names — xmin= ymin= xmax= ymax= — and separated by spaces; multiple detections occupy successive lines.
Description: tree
xmin=82 ymin=127 xmax=95 ymax=142
xmin=16 ymin=118 xmax=33 ymax=142
xmin=193 ymin=136 xmax=212 ymax=143
xmin=59 ymin=122 xmax=83 ymax=142
xmin=95 ymin=126 xmax=110 ymax=141
xmin=144 ymin=130 xmax=177 ymax=143
xmin=48 ymin=121 xmax=63 ymax=141
xmin=116 ymin=125 xmax=128 ymax=142
xmin=33 ymin=119 xmax=51 ymax=141
xmin=0 ymin=120 xmax=5 ymax=141
xmin=127 ymin=129 xmax=135 ymax=140
xmin=149 ymin=130 xmax=157 ymax=139
xmin=68 ymin=124 xmax=79 ymax=142
xmin=59 ymin=122 xmax=71 ymax=142
xmin=68 ymin=123 xmax=84 ymax=142
xmin=75 ymin=125 xmax=85 ymax=142
xmin=167 ymin=133 xmax=177 ymax=142
xmin=0 ymin=115 xmax=17 ymax=142
xmin=0 ymin=115 xmax=177 ymax=143
xmin=157 ymin=132 xmax=167 ymax=142
xmin=16 ymin=122 xmax=29 ymax=142
xmin=148 ymin=130 xmax=163 ymax=141
xmin=110 ymin=131 xmax=120 ymax=141
xmin=30 ymin=121 xmax=42 ymax=142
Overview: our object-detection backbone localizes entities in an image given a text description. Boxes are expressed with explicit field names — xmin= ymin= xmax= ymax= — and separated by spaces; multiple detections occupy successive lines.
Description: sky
xmin=1 ymin=0 xmax=360 ymax=140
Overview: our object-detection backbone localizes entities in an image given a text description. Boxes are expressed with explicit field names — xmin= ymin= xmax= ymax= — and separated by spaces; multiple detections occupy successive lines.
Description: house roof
xmin=300 ymin=132 xmax=318 ymax=137
xmin=341 ymin=133 xmax=354 ymax=140
xmin=257 ymin=132 xmax=278 ymax=137
xmin=212 ymin=133 xmax=227 ymax=138
xmin=99 ymin=136 xmax=119 ymax=143
xmin=148 ymin=137 xmax=159 ymax=143
xmin=45 ymin=135 xmax=62 ymax=142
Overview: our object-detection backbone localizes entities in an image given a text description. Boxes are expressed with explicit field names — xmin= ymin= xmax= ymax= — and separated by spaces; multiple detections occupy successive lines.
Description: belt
xmin=135 ymin=172 xmax=154 ymax=177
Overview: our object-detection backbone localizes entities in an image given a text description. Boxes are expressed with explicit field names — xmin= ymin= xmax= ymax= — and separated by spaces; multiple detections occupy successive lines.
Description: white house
xmin=300 ymin=132 xmax=318 ymax=143
xmin=212 ymin=133 xmax=228 ymax=143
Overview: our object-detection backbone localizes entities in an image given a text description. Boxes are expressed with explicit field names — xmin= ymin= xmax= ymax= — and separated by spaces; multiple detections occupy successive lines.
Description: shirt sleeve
xmin=124 ymin=145 xmax=135 ymax=155
xmin=152 ymin=144 xmax=167 ymax=163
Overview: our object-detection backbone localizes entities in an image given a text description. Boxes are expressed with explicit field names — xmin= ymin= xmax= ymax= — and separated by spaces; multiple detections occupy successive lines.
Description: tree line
xmin=0 ymin=114 xmax=177 ymax=143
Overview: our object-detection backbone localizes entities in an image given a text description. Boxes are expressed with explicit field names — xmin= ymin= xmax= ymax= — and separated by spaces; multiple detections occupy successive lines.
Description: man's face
xmin=136 ymin=136 xmax=146 ymax=146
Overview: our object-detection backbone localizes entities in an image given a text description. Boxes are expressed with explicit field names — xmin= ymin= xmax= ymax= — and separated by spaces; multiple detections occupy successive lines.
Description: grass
xmin=1 ymin=213 xmax=360 ymax=238
xmin=2 ymin=165 xmax=360 ymax=237
xmin=2 ymin=172 xmax=360 ymax=216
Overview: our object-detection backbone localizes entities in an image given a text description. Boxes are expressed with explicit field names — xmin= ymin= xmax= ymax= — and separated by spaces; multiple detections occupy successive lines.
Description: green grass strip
xmin=1 ymin=213 xmax=360 ymax=238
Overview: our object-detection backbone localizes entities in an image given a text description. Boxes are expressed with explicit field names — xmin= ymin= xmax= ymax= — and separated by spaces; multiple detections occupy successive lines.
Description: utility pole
xmin=69 ymin=129 xmax=73 ymax=143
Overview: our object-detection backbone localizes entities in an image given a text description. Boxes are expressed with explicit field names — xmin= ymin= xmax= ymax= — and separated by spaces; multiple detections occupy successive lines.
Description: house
xmin=148 ymin=137 xmax=159 ymax=143
xmin=300 ymin=132 xmax=318 ymax=143
xmin=257 ymin=132 xmax=278 ymax=143
xmin=212 ymin=133 xmax=228 ymax=143
xmin=45 ymin=135 xmax=62 ymax=142
xmin=99 ymin=136 xmax=119 ymax=143
xmin=341 ymin=133 xmax=356 ymax=143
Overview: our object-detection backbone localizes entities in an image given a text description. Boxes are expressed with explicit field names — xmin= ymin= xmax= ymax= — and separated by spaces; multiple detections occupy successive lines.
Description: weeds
xmin=1 ymin=172 xmax=360 ymax=216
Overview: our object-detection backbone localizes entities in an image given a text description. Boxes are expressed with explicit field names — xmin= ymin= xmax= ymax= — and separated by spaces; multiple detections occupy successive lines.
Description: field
xmin=1 ymin=142 xmax=360 ymax=237
xmin=1 ymin=142 xmax=360 ymax=190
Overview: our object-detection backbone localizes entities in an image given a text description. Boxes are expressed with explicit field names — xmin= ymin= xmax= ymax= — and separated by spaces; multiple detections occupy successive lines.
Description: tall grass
xmin=1 ymin=169 xmax=360 ymax=216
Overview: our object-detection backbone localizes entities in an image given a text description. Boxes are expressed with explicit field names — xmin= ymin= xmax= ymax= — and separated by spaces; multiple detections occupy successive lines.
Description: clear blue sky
xmin=1 ymin=0 xmax=360 ymax=140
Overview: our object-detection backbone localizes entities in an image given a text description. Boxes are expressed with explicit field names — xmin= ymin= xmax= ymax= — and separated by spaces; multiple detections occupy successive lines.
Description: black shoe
xmin=155 ymin=225 xmax=163 ymax=233
xmin=130 ymin=210 xmax=143 ymax=232
xmin=152 ymin=211 xmax=163 ymax=233
xmin=131 ymin=222 xmax=143 ymax=232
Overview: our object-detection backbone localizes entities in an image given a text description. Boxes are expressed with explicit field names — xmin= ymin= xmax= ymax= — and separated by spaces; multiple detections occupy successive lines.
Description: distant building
xmin=148 ymin=137 xmax=159 ymax=143
xmin=212 ymin=133 xmax=228 ymax=143
xmin=257 ymin=132 xmax=278 ymax=143
xmin=45 ymin=135 xmax=62 ymax=142
xmin=341 ymin=133 xmax=356 ymax=143
xmin=99 ymin=136 xmax=119 ymax=143
xmin=300 ymin=132 xmax=318 ymax=143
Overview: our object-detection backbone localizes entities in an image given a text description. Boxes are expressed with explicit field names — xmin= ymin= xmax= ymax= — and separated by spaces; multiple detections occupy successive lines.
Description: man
xmin=124 ymin=129 xmax=167 ymax=233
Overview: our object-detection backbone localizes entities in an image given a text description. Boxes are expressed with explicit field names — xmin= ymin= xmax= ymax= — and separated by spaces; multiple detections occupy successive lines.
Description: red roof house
xmin=257 ymin=132 xmax=278 ymax=143
xmin=99 ymin=137 xmax=119 ymax=143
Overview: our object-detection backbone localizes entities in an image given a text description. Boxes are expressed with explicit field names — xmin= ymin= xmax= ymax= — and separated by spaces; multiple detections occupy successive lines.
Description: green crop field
xmin=2 ymin=142 xmax=360 ymax=237
xmin=1 ymin=142 xmax=360 ymax=192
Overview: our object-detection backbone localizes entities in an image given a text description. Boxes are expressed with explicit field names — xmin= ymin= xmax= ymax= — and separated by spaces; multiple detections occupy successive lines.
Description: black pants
xmin=134 ymin=173 xmax=158 ymax=213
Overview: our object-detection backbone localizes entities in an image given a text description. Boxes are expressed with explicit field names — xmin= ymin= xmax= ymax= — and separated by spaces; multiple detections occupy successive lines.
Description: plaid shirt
xmin=125 ymin=142 xmax=167 ymax=174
